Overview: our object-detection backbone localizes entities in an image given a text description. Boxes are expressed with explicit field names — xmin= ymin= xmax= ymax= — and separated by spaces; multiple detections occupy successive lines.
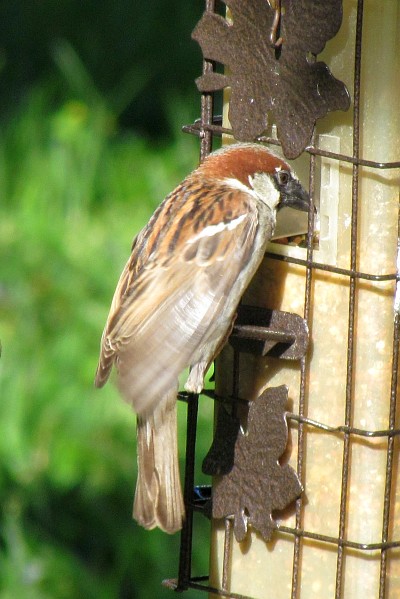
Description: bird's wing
xmin=95 ymin=180 xmax=260 ymax=415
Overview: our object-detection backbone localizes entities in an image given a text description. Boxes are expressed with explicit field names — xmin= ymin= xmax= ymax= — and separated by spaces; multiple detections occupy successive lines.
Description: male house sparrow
xmin=95 ymin=142 xmax=310 ymax=533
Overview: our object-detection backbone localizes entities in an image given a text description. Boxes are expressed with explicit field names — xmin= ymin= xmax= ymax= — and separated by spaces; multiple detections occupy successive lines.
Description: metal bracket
xmin=196 ymin=305 xmax=309 ymax=541
xmin=230 ymin=304 xmax=309 ymax=359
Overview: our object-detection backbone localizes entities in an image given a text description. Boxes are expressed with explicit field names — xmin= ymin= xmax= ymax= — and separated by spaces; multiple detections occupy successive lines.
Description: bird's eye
xmin=276 ymin=170 xmax=290 ymax=186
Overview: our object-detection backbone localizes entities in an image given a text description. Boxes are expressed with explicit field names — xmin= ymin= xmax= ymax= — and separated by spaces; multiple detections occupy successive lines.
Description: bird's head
xmin=198 ymin=142 xmax=310 ymax=214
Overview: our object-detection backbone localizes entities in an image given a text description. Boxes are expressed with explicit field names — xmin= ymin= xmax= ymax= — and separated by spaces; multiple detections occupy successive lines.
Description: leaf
xmin=192 ymin=0 xmax=350 ymax=158
xmin=204 ymin=386 xmax=302 ymax=542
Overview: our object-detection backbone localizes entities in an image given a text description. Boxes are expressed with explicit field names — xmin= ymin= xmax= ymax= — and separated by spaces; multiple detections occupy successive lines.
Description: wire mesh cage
xmin=165 ymin=1 xmax=400 ymax=597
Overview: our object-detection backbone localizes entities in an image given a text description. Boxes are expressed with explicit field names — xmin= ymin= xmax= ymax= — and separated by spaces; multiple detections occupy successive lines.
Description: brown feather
xmin=133 ymin=388 xmax=184 ymax=533
xmin=196 ymin=143 xmax=290 ymax=187
xmin=95 ymin=180 xmax=259 ymax=416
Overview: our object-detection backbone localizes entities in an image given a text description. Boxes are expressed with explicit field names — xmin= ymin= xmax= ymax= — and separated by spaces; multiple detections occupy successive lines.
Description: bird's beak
xmin=278 ymin=179 xmax=310 ymax=213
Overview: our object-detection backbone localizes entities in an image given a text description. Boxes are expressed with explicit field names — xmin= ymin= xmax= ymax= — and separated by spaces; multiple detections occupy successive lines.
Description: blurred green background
xmin=0 ymin=1 xmax=216 ymax=597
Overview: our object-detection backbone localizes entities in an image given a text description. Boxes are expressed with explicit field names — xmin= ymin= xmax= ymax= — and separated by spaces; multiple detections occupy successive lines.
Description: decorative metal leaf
xmin=204 ymin=386 xmax=302 ymax=542
xmin=192 ymin=0 xmax=350 ymax=159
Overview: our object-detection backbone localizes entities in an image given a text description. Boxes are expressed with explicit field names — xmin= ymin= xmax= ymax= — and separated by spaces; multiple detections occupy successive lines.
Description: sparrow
xmin=94 ymin=142 xmax=310 ymax=533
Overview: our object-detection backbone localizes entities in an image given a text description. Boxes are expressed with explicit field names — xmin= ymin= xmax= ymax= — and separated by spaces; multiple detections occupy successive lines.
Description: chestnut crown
xmin=197 ymin=143 xmax=310 ymax=213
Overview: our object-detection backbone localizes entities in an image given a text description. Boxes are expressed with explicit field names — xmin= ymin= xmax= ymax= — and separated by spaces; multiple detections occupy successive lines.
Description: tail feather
xmin=133 ymin=389 xmax=184 ymax=533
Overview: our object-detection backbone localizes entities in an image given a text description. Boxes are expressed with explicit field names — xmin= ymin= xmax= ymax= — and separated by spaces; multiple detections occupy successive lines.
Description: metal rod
xmin=231 ymin=325 xmax=296 ymax=345
xmin=378 ymin=205 xmax=400 ymax=597
xmin=269 ymin=0 xmax=283 ymax=48
xmin=335 ymin=2 xmax=364 ymax=597
xmin=291 ymin=129 xmax=317 ymax=599
xmin=183 ymin=578 xmax=256 ymax=599
xmin=265 ymin=252 xmax=398 ymax=283
xmin=379 ymin=312 xmax=400 ymax=598
xmin=232 ymin=348 xmax=240 ymax=419
xmin=177 ymin=394 xmax=199 ymax=591
xmin=222 ymin=518 xmax=233 ymax=592
xmin=192 ymin=392 xmax=400 ymax=439
xmin=278 ymin=525 xmax=400 ymax=552
xmin=183 ymin=121 xmax=400 ymax=170
xmin=199 ymin=0 xmax=216 ymax=162
xmin=286 ymin=413 xmax=400 ymax=439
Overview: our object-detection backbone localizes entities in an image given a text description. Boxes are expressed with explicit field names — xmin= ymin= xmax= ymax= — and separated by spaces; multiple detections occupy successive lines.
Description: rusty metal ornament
xmin=230 ymin=305 xmax=309 ymax=360
xmin=192 ymin=0 xmax=350 ymax=159
xmin=203 ymin=386 xmax=303 ymax=543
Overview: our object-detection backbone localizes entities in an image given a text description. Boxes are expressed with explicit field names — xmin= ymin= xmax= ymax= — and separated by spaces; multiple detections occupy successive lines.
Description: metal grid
xmin=165 ymin=0 xmax=400 ymax=596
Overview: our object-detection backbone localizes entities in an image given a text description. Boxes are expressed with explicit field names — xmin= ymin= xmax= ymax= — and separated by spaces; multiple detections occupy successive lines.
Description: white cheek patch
xmin=251 ymin=172 xmax=280 ymax=212
xmin=225 ymin=173 xmax=280 ymax=212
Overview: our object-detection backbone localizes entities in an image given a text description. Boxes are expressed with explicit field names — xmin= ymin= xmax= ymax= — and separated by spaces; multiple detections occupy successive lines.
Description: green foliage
xmin=0 ymin=81 xmax=212 ymax=597
xmin=0 ymin=0 xmax=204 ymax=137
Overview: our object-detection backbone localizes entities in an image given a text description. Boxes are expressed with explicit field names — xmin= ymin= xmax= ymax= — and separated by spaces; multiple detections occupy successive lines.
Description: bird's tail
xmin=133 ymin=388 xmax=184 ymax=533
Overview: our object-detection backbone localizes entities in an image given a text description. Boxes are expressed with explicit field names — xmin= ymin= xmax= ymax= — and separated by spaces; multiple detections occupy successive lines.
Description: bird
xmin=94 ymin=142 xmax=310 ymax=534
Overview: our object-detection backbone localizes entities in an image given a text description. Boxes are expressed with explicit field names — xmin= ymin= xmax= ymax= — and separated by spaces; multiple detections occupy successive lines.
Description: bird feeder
xmin=165 ymin=1 xmax=400 ymax=597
